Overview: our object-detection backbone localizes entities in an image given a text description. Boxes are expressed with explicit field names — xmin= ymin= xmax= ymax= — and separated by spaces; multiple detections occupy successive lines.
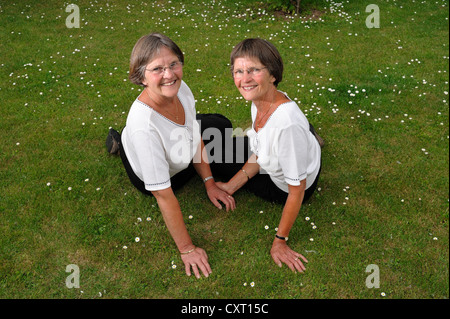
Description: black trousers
xmin=206 ymin=118 xmax=321 ymax=204
xmin=119 ymin=113 xmax=234 ymax=196
xmin=119 ymin=114 xmax=320 ymax=204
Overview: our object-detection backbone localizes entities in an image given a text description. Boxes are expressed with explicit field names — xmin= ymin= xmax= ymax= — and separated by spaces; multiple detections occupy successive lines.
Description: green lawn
xmin=0 ymin=0 xmax=448 ymax=299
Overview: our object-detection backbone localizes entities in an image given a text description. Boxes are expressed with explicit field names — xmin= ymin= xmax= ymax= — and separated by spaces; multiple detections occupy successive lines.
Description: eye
xmin=234 ymin=69 xmax=244 ymax=75
xmin=148 ymin=66 xmax=163 ymax=73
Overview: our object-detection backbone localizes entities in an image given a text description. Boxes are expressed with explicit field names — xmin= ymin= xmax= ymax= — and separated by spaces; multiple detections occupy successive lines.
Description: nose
xmin=241 ymin=71 xmax=253 ymax=82
xmin=162 ymin=67 xmax=175 ymax=77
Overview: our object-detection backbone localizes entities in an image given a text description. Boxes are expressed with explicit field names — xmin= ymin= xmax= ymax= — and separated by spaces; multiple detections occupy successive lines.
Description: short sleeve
xmin=277 ymin=124 xmax=309 ymax=186
xmin=131 ymin=130 xmax=171 ymax=191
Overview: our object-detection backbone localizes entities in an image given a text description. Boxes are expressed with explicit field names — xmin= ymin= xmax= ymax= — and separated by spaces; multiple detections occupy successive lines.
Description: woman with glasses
xmin=106 ymin=33 xmax=235 ymax=279
xmin=216 ymin=38 xmax=323 ymax=273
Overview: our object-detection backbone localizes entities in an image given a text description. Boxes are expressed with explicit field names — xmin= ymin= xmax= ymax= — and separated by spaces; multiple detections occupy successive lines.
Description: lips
xmin=161 ymin=80 xmax=177 ymax=87
xmin=242 ymin=85 xmax=257 ymax=91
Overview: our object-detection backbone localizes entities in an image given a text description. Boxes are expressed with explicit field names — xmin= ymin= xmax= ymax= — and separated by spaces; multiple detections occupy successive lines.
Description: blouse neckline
xmin=136 ymin=92 xmax=187 ymax=127
xmin=252 ymin=90 xmax=293 ymax=132
xmin=252 ymin=100 xmax=294 ymax=133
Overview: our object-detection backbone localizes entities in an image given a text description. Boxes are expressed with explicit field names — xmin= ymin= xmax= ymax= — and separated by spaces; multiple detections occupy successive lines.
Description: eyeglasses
xmin=233 ymin=67 xmax=267 ymax=78
xmin=146 ymin=61 xmax=183 ymax=75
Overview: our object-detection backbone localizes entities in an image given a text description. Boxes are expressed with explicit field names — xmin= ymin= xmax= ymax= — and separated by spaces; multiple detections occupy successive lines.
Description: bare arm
xmin=216 ymin=153 xmax=260 ymax=195
xmin=193 ymin=139 xmax=235 ymax=211
xmin=152 ymin=187 xmax=192 ymax=252
xmin=270 ymin=181 xmax=309 ymax=273
xmin=276 ymin=182 xmax=305 ymax=239
xmin=152 ymin=187 xmax=212 ymax=278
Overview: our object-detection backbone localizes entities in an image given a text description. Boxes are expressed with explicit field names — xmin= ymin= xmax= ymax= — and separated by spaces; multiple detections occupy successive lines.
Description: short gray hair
xmin=230 ymin=38 xmax=283 ymax=87
xmin=129 ymin=33 xmax=184 ymax=87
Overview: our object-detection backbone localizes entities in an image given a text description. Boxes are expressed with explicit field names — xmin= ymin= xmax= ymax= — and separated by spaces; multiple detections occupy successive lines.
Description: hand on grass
xmin=270 ymin=240 xmax=308 ymax=273
xmin=215 ymin=181 xmax=234 ymax=195
xmin=181 ymin=247 xmax=212 ymax=279
xmin=206 ymin=182 xmax=236 ymax=212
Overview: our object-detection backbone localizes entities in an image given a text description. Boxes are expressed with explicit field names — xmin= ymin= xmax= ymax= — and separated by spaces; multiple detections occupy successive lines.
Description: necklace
xmin=255 ymin=91 xmax=276 ymax=130
xmin=145 ymin=89 xmax=181 ymax=121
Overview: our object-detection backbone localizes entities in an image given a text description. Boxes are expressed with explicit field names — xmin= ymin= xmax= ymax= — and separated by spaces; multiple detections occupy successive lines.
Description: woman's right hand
xmin=215 ymin=181 xmax=234 ymax=196
xmin=180 ymin=247 xmax=212 ymax=279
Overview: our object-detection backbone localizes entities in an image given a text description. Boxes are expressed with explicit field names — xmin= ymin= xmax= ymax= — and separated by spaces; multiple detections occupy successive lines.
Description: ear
xmin=270 ymin=74 xmax=276 ymax=84
xmin=141 ymin=75 xmax=148 ymax=87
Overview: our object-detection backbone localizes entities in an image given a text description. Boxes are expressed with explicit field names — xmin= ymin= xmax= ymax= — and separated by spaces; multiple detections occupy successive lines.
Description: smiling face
xmin=142 ymin=46 xmax=183 ymax=102
xmin=232 ymin=56 xmax=276 ymax=103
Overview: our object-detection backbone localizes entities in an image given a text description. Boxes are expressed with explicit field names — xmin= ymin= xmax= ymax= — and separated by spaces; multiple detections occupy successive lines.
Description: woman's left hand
xmin=270 ymin=240 xmax=308 ymax=273
xmin=206 ymin=182 xmax=236 ymax=212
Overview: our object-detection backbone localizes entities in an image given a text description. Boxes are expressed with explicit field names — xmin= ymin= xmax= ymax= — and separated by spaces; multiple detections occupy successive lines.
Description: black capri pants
xmin=119 ymin=113 xmax=320 ymax=204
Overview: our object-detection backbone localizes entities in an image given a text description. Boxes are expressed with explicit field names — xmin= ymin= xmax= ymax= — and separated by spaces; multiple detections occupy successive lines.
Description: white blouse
xmin=121 ymin=81 xmax=201 ymax=191
xmin=246 ymin=97 xmax=321 ymax=193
